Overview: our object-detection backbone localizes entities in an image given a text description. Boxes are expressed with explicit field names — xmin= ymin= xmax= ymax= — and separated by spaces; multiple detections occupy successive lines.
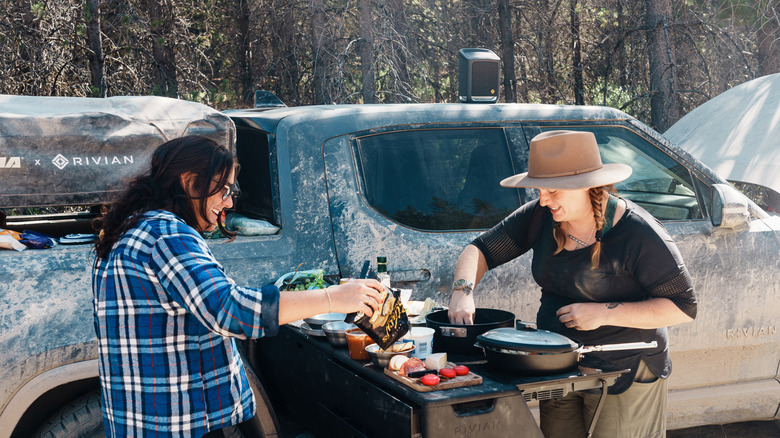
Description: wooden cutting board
xmin=384 ymin=362 xmax=482 ymax=392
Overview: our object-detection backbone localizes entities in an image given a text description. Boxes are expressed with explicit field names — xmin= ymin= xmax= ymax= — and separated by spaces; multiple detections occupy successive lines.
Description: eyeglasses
xmin=209 ymin=178 xmax=240 ymax=200
xmin=221 ymin=182 xmax=240 ymax=200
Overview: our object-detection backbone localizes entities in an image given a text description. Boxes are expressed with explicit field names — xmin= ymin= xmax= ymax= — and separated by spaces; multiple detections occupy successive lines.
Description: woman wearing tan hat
xmin=448 ymin=130 xmax=697 ymax=438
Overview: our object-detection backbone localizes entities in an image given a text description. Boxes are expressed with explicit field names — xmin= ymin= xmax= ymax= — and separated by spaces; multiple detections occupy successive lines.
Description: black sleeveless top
xmin=472 ymin=197 xmax=696 ymax=394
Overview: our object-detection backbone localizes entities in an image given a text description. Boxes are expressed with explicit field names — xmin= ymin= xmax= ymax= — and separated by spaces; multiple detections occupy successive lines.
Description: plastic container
xmin=402 ymin=327 xmax=435 ymax=359
xmin=346 ymin=328 xmax=376 ymax=360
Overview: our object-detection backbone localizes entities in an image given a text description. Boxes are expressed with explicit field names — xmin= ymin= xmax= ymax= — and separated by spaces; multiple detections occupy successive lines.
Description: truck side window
xmin=235 ymin=127 xmax=277 ymax=224
xmin=540 ymin=126 xmax=702 ymax=221
xmin=354 ymin=128 xmax=521 ymax=230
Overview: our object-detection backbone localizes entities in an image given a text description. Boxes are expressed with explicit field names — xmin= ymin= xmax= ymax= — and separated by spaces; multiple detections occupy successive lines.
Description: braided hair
xmin=588 ymin=186 xmax=608 ymax=269
xmin=551 ymin=185 xmax=612 ymax=269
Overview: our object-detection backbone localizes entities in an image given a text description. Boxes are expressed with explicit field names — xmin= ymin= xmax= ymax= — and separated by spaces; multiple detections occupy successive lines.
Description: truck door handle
xmin=389 ymin=269 xmax=431 ymax=283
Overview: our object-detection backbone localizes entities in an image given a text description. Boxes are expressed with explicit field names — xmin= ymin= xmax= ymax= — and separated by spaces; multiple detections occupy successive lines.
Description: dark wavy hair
xmin=93 ymin=135 xmax=237 ymax=260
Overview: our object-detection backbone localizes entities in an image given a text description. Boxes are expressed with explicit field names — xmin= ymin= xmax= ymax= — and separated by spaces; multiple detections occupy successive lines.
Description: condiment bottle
xmin=376 ymin=256 xmax=390 ymax=290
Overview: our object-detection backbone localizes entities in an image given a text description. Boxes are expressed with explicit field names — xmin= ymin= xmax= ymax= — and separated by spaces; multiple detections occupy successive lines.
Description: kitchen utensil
xmin=299 ymin=322 xmax=325 ymax=337
xmin=476 ymin=322 xmax=657 ymax=375
xmin=304 ymin=312 xmax=347 ymax=330
xmin=322 ymin=321 xmax=357 ymax=347
xmin=365 ymin=343 xmax=415 ymax=368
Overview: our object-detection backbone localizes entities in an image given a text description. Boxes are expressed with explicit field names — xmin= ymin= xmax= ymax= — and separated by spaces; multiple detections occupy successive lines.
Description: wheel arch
xmin=0 ymin=360 xmax=99 ymax=438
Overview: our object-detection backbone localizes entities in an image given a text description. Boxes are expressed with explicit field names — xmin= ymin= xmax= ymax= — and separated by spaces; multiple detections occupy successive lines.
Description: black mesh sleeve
xmin=471 ymin=225 xmax=526 ymax=270
xmin=648 ymin=269 xmax=697 ymax=319
xmin=471 ymin=201 xmax=542 ymax=270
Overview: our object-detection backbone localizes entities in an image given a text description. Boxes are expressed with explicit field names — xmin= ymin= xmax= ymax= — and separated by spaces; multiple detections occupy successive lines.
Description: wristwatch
xmin=452 ymin=279 xmax=474 ymax=296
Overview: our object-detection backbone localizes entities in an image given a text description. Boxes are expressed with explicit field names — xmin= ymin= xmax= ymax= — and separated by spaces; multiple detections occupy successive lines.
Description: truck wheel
xmin=34 ymin=390 xmax=104 ymax=438
xmin=32 ymin=390 xmax=250 ymax=437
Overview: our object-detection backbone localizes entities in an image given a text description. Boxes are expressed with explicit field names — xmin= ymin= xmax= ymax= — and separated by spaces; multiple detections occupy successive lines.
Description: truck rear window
xmin=354 ymin=128 xmax=521 ymax=230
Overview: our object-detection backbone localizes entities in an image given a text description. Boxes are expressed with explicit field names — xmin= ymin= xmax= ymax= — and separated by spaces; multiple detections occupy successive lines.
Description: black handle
xmin=359 ymin=260 xmax=371 ymax=279
xmin=406 ymin=369 xmax=438 ymax=378
xmin=515 ymin=320 xmax=538 ymax=331
xmin=451 ymin=398 xmax=497 ymax=417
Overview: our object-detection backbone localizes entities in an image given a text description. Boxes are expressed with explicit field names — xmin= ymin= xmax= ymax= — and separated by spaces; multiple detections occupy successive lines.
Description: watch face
xmin=453 ymin=279 xmax=473 ymax=289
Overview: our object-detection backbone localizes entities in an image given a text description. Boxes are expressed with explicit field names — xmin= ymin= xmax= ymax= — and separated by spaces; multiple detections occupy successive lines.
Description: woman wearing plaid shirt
xmin=92 ymin=136 xmax=383 ymax=437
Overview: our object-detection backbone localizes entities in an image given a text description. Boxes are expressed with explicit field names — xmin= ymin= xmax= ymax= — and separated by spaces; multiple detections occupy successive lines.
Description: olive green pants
xmin=539 ymin=361 xmax=667 ymax=438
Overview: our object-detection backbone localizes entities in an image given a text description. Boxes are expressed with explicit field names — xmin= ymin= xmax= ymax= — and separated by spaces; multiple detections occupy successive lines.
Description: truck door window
xmin=354 ymin=128 xmax=521 ymax=230
xmin=235 ymin=126 xmax=277 ymax=224
xmin=538 ymin=126 xmax=702 ymax=221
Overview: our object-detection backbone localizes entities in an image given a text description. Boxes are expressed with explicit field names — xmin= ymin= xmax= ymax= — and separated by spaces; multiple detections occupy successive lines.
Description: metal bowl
xmin=322 ymin=321 xmax=356 ymax=347
xmin=365 ymin=343 xmax=415 ymax=368
xmin=304 ymin=313 xmax=347 ymax=330
xmin=299 ymin=322 xmax=326 ymax=337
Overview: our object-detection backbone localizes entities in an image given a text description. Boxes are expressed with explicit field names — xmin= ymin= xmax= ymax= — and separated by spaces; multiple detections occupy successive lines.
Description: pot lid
xmin=476 ymin=327 xmax=579 ymax=353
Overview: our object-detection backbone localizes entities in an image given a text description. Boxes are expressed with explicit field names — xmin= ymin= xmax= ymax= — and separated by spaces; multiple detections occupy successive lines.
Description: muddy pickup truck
xmin=1 ymin=92 xmax=778 ymax=437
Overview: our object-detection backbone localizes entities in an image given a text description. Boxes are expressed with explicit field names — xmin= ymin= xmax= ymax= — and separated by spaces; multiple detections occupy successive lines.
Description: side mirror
xmin=711 ymin=183 xmax=750 ymax=230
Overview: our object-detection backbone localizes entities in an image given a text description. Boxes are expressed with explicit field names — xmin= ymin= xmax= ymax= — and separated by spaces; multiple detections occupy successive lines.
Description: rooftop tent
xmin=0 ymin=95 xmax=235 ymax=208
xmin=664 ymin=73 xmax=780 ymax=196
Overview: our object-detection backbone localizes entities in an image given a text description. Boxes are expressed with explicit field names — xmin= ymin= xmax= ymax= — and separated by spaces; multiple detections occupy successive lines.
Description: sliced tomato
xmin=453 ymin=365 xmax=469 ymax=376
xmin=439 ymin=368 xmax=456 ymax=378
xmin=421 ymin=374 xmax=440 ymax=386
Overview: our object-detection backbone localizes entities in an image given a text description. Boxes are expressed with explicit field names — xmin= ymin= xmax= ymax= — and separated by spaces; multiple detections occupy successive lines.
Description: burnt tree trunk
xmin=387 ymin=0 xmax=412 ymax=102
xmin=614 ymin=0 xmax=628 ymax=88
xmin=85 ymin=0 xmax=105 ymax=97
xmin=570 ymin=0 xmax=583 ymax=105
xmin=310 ymin=0 xmax=331 ymax=104
xmin=359 ymin=0 xmax=376 ymax=103
xmin=236 ymin=0 xmax=253 ymax=106
xmin=518 ymin=55 xmax=530 ymax=102
xmin=646 ymin=0 xmax=680 ymax=131
xmin=538 ymin=0 xmax=560 ymax=104
xmin=147 ymin=0 xmax=178 ymax=98
xmin=498 ymin=0 xmax=517 ymax=102
xmin=757 ymin=6 xmax=780 ymax=76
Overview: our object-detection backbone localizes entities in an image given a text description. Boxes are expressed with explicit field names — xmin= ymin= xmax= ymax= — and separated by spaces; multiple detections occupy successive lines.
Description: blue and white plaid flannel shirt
xmin=92 ymin=210 xmax=279 ymax=437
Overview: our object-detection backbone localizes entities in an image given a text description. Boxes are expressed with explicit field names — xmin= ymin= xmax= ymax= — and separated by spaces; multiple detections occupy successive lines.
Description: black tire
xmin=223 ymin=426 xmax=245 ymax=438
xmin=34 ymin=390 xmax=104 ymax=438
xmin=31 ymin=390 xmax=251 ymax=438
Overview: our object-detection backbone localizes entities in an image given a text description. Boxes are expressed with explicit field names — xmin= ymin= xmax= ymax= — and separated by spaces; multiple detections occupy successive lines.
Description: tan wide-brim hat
xmin=500 ymin=130 xmax=632 ymax=190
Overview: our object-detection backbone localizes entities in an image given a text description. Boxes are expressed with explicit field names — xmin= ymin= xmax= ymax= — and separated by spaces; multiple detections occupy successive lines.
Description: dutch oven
xmin=426 ymin=308 xmax=515 ymax=355
xmin=475 ymin=322 xmax=657 ymax=376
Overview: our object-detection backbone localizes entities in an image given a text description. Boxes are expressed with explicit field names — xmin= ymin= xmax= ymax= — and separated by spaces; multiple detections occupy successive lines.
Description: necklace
xmin=567 ymin=223 xmax=595 ymax=249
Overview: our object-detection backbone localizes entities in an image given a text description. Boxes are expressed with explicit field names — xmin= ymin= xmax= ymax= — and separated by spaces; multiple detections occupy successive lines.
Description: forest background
xmin=1 ymin=0 xmax=779 ymax=133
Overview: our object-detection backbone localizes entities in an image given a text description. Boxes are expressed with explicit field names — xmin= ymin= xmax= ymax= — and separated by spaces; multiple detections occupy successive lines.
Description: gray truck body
xmin=1 ymin=97 xmax=778 ymax=436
